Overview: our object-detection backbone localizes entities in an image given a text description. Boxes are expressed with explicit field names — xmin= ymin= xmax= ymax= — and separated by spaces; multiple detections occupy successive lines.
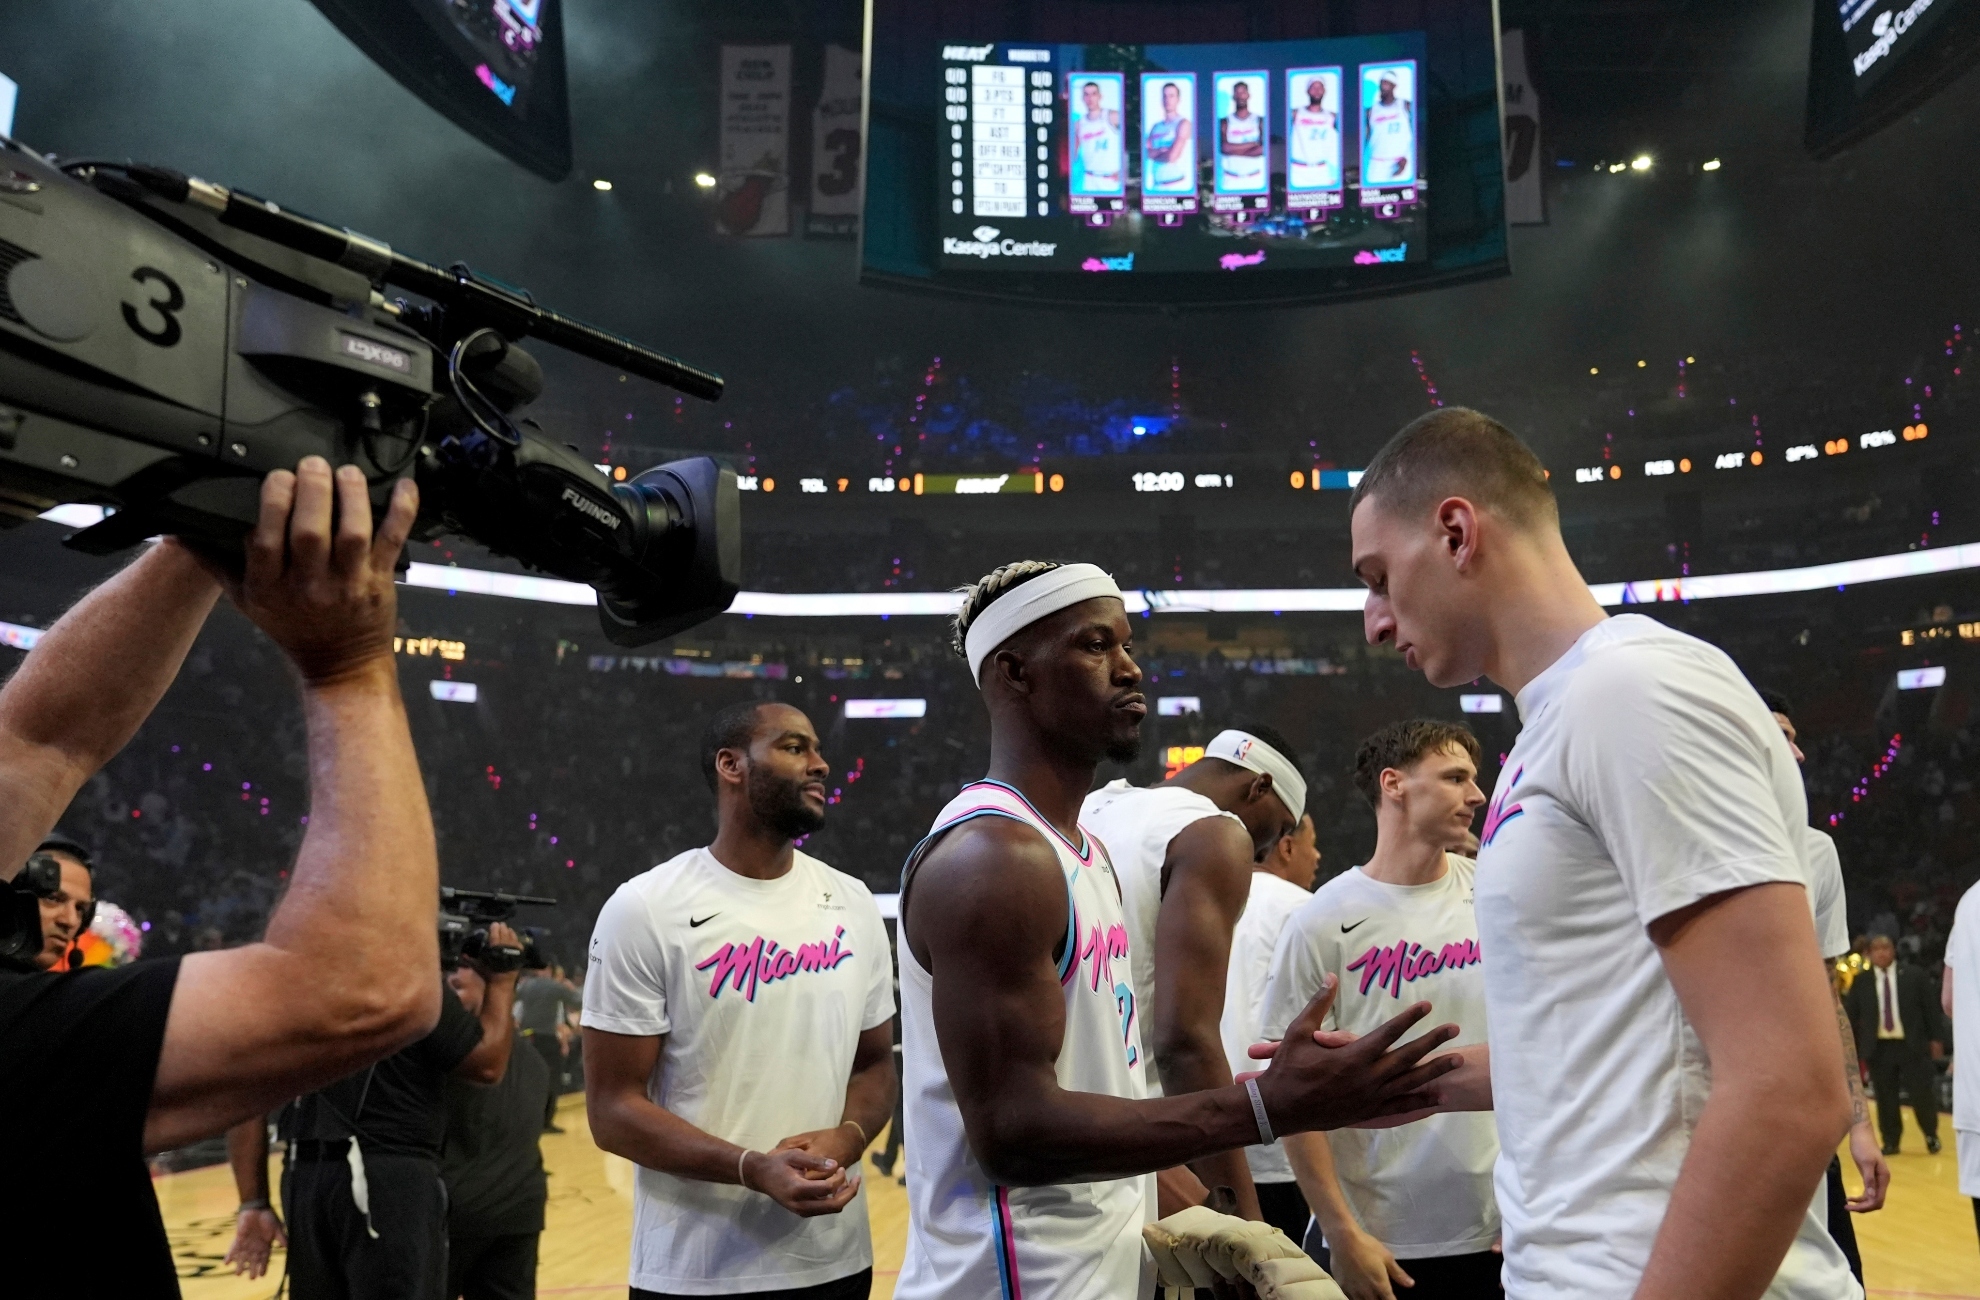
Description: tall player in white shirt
xmin=1343 ymin=407 xmax=1860 ymax=1300
xmin=1266 ymin=720 xmax=1498 ymax=1300
xmin=1363 ymin=72 xmax=1414 ymax=183
xmin=895 ymin=559 xmax=1464 ymax=1300
xmin=583 ymin=701 xmax=897 ymax=1299
xmin=1288 ymin=76 xmax=1340 ymax=191
xmin=1073 ymin=79 xmax=1124 ymax=193
xmin=1081 ymin=725 xmax=1306 ymax=1220
xmin=1222 ymin=813 xmax=1322 ymax=1245
xmin=1942 ymin=881 xmax=1980 ymax=1242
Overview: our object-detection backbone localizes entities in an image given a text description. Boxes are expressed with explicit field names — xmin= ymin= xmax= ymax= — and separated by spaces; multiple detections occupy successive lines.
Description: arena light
xmin=1631 ymin=155 xmax=1652 ymax=171
xmin=1897 ymin=666 xmax=1947 ymax=690
xmin=845 ymin=698 xmax=927 ymax=719
xmin=591 ymin=178 xmax=613 ymax=191
xmin=1459 ymin=694 xmax=1503 ymax=714
xmin=1701 ymin=158 xmax=1722 ymax=171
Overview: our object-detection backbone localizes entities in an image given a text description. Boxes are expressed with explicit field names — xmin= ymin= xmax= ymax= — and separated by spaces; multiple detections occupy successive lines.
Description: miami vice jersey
xmin=1365 ymin=100 xmax=1414 ymax=176
xmin=896 ymin=780 xmax=1153 ymax=1300
xmin=1145 ymin=116 xmax=1191 ymax=190
xmin=1288 ymin=107 xmax=1340 ymax=189
xmin=1075 ymin=115 xmax=1124 ymax=187
xmin=1220 ymin=112 xmax=1265 ymax=186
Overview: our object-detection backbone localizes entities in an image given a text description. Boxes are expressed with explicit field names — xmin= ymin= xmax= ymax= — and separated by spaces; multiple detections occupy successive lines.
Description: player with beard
xmin=1343 ymin=408 xmax=1858 ymax=1300
xmin=894 ymin=560 xmax=1463 ymax=1300
xmin=583 ymin=701 xmax=897 ymax=1300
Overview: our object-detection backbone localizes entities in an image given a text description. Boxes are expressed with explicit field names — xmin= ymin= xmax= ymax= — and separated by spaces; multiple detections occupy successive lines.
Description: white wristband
xmin=1245 ymin=1077 xmax=1275 ymax=1145
xmin=737 ymin=1148 xmax=756 ymax=1190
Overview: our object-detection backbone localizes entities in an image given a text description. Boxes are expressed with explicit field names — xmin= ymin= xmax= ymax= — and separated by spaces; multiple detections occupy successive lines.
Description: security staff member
xmin=442 ymin=961 xmax=551 ymax=1300
xmin=1846 ymin=933 xmax=1947 ymax=1155
xmin=226 ymin=922 xmax=523 ymax=1298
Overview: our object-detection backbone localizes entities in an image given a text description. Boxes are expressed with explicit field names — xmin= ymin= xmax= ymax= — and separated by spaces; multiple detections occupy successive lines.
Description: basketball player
xmin=1265 ymin=720 xmax=1498 ymax=1300
xmin=1342 ymin=408 xmax=1860 ymax=1300
xmin=894 ymin=560 xmax=1462 ymax=1300
xmin=1144 ymin=81 xmax=1194 ymax=193
xmin=1081 ymin=725 xmax=1307 ymax=1218
xmin=1218 ymin=79 xmax=1265 ymax=191
xmin=1363 ymin=72 xmax=1413 ymax=183
xmin=1222 ymin=813 xmax=1322 ymax=1245
xmin=583 ymin=701 xmax=897 ymax=1300
xmin=1943 ymin=881 xmax=1980 ymax=1245
xmin=1762 ymin=688 xmax=1888 ymax=1286
xmin=1288 ymin=76 xmax=1340 ymax=191
xmin=1073 ymin=79 xmax=1124 ymax=193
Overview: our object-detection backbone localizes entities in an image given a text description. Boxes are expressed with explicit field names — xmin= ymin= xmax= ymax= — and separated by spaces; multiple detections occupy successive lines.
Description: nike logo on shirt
xmin=1342 ymin=918 xmax=1370 ymax=933
xmin=690 ymin=914 xmax=719 ymax=927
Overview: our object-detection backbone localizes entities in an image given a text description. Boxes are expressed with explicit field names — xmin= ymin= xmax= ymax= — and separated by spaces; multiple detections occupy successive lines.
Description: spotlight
xmin=592 ymin=178 xmax=613 ymax=191
xmin=1701 ymin=158 xmax=1722 ymax=171
xmin=1631 ymin=155 xmax=1652 ymax=171
xmin=693 ymin=172 xmax=717 ymax=189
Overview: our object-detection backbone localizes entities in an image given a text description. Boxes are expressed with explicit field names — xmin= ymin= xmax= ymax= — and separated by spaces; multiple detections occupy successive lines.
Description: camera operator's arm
xmin=453 ymin=922 xmax=522 ymax=1085
xmin=222 ymin=1115 xmax=286 ymax=1279
xmin=0 ymin=540 xmax=220 ymax=876
xmin=143 ymin=460 xmax=439 ymax=1152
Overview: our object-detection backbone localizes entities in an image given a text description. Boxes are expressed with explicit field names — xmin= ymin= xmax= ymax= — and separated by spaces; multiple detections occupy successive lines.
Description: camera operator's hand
xmin=741 ymin=1148 xmax=859 ymax=1217
xmin=223 ymin=1204 xmax=287 ymax=1279
xmin=472 ymin=921 xmax=526 ymax=980
xmin=218 ymin=459 xmax=417 ymax=686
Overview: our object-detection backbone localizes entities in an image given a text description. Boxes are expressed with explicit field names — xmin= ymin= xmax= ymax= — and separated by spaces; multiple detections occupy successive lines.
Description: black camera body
xmin=439 ymin=886 xmax=554 ymax=974
xmin=0 ymin=142 xmax=741 ymax=645
xmin=0 ymin=852 xmax=65 ymax=972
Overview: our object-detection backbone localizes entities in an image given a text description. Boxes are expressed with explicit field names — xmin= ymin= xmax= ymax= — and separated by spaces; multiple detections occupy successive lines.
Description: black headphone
xmin=33 ymin=834 xmax=96 ymax=966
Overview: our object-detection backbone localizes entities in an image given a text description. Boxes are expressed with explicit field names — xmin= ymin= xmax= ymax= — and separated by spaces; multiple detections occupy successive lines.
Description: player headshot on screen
xmin=1288 ymin=72 xmax=1341 ymax=192
xmin=1143 ymin=79 xmax=1195 ymax=194
xmin=1363 ymin=67 xmax=1416 ymax=184
xmin=1071 ymin=78 xmax=1124 ymax=195
xmin=1217 ymin=77 xmax=1266 ymax=193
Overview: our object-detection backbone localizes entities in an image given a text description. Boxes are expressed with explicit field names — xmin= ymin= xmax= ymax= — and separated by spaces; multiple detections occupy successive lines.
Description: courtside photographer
xmin=0 ymin=460 xmax=444 ymax=1292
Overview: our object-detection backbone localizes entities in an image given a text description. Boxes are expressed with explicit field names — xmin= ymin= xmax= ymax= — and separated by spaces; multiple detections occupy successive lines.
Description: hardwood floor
xmin=164 ymin=1099 xmax=1974 ymax=1299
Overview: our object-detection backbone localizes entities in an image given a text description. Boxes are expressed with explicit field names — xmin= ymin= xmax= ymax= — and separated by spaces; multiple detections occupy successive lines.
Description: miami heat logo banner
xmin=718 ymin=44 xmax=791 ymax=236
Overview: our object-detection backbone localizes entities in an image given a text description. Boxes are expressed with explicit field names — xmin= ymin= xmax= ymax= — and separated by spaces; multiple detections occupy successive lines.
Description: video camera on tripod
xmin=0 ymin=138 xmax=741 ymax=645
xmin=439 ymin=885 xmax=554 ymax=973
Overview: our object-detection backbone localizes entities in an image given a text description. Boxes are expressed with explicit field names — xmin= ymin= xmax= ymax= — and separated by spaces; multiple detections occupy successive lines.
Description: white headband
xmin=1205 ymin=729 xmax=1307 ymax=823
xmin=964 ymin=563 xmax=1125 ymax=683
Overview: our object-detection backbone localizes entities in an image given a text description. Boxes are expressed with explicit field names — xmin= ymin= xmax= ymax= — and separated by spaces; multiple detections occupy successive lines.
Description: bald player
xmin=1082 ymin=727 xmax=1305 ymax=1219
xmin=1342 ymin=408 xmax=1859 ymax=1300
xmin=893 ymin=560 xmax=1461 ymax=1300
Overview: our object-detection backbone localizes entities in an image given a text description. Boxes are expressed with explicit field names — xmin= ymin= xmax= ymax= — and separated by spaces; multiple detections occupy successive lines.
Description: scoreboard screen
xmin=935 ymin=34 xmax=1427 ymax=276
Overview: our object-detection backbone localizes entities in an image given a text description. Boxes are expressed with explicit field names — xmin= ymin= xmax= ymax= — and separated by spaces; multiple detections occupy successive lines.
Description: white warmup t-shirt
xmin=1947 ymin=882 xmax=1980 ymax=1195
xmin=1081 ymin=779 xmax=1245 ymax=1096
xmin=896 ymin=780 xmax=1152 ymax=1300
xmin=1221 ymin=871 xmax=1313 ymax=1184
xmin=1261 ymin=856 xmax=1499 ymax=1256
xmin=1803 ymin=827 xmax=1850 ymax=961
xmin=1474 ymin=614 xmax=1861 ymax=1300
xmin=582 ymin=848 xmax=895 ymax=1295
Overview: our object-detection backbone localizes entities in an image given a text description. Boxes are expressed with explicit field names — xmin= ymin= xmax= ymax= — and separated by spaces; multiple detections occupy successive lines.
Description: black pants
xmin=1255 ymin=1180 xmax=1313 ymax=1249
xmin=284 ymin=1152 xmax=449 ymax=1300
xmin=633 ymin=1268 xmax=872 ymax=1300
xmin=1304 ymin=1234 xmax=1503 ymax=1300
xmin=1823 ymin=1156 xmax=1862 ymax=1285
xmin=1866 ymin=1038 xmax=1939 ymax=1146
xmin=447 ymin=1230 xmax=538 ymax=1300
xmin=527 ymin=1033 xmax=563 ymax=1126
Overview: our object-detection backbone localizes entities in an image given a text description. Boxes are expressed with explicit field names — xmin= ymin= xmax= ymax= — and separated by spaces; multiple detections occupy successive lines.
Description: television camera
xmin=0 ymin=138 xmax=741 ymax=646
xmin=439 ymin=885 xmax=555 ymax=973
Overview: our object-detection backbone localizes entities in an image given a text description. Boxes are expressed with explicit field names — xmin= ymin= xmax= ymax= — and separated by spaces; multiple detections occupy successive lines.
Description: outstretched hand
xmin=210 ymin=459 xmax=417 ymax=686
xmin=1249 ymin=974 xmax=1460 ymax=1134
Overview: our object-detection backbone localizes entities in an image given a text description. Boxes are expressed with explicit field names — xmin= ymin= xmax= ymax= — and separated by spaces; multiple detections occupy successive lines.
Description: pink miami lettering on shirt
xmin=1346 ymin=937 xmax=1482 ymax=999
xmin=1078 ymin=919 xmax=1141 ymax=1068
xmin=695 ymin=927 xmax=855 ymax=1003
xmin=1480 ymin=765 xmax=1525 ymax=847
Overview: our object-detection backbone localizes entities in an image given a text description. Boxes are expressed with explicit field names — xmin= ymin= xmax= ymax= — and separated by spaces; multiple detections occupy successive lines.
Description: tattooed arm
xmin=1832 ymin=973 xmax=1889 ymax=1212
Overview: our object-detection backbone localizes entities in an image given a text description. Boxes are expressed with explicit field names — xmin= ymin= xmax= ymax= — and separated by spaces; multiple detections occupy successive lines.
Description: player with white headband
xmin=1081 ymin=725 xmax=1306 ymax=1224
xmin=893 ymin=559 xmax=1460 ymax=1300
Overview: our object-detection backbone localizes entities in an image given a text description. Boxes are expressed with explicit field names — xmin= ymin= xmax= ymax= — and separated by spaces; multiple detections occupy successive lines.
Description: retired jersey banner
xmin=718 ymin=44 xmax=791 ymax=236
xmin=1501 ymin=29 xmax=1544 ymax=225
xmin=808 ymin=44 xmax=862 ymax=238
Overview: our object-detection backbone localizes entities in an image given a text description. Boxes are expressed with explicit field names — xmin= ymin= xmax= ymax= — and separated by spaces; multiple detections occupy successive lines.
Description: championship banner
xmin=1501 ymin=29 xmax=1544 ymax=225
xmin=718 ymin=44 xmax=791 ymax=236
xmin=807 ymin=44 xmax=862 ymax=238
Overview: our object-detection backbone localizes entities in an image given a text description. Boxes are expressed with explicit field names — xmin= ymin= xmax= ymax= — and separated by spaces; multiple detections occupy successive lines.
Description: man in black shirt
xmin=515 ymin=962 xmax=581 ymax=1129
xmin=443 ymin=962 xmax=552 ymax=1300
xmin=0 ymin=463 xmax=443 ymax=1296
xmin=227 ymin=922 xmax=521 ymax=1299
